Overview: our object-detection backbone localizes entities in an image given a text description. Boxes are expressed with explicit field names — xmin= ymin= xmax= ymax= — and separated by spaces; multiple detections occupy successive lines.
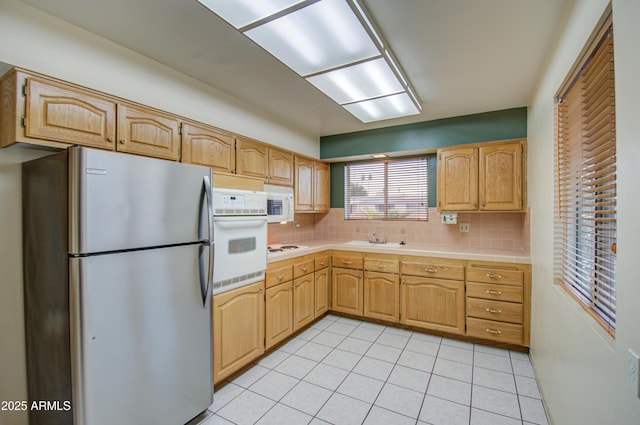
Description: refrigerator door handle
xmin=202 ymin=175 xmax=214 ymax=309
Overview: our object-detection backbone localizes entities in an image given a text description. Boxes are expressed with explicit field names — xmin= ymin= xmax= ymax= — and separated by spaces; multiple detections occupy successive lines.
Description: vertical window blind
xmin=556 ymin=15 xmax=616 ymax=334
xmin=344 ymin=157 xmax=428 ymax=221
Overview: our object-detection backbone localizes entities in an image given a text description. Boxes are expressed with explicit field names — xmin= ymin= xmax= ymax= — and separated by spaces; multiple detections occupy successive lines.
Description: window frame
xmin=344 ymin=156 xmax=429 ymax=222
xmin=555 ymin=9 xmax=616 ymax=335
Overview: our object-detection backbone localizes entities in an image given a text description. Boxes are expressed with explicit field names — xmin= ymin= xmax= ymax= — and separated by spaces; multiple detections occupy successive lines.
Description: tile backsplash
xmin=269 ymin=208 xmax=530 ymax=253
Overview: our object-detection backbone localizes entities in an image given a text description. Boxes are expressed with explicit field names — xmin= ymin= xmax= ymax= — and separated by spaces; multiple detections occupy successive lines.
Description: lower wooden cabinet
xmin=212 ymin=281 xmax=265 ymax=384
xmin=331 ymin=267 xmax=363 ymax=316
xmin=364 ymin=271 xmax=399 ymax=322
xmin=314 ymin=267 xmax=330 ymax=317
xmin=265 ymin=282 xmax=293 ymax=349
xmin=400 ymin=276 xmax=465 ymax=335
xmin=293 ymin=274 xmax=315 ymax=330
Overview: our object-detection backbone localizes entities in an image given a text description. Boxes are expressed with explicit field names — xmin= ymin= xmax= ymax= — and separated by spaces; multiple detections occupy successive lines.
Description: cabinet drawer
xmin=467 ymin=267 xmax=523 ymax=286
xmin=364 ymin=258 xmax=399 ymax=274
xmin=266 ymin=263 xmax=293 ymax=288
xmin=466 ymin=298 xmax=523 ymax=324
xmin=315 ymin=255 xmax=329 ymax=271
xmin=294 ymin=259 xmax=314 ymax=278
xmin=332 ymin=254 xmax=363 ymax=270
xmin=466 ymin=317 xmax=524 ymax=345
xmin=401 ymin=261 xmax=464 ymax=280
xmin=466 ymin=282 xmax=523 ymax=303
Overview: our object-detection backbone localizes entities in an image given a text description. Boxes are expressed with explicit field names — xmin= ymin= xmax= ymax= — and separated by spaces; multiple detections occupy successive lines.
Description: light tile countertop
xmin=267 ymin=239 xmax=531 ymax=264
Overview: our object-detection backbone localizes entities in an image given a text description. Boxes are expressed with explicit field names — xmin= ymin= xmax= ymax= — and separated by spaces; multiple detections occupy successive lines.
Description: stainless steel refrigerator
xmin=22 ymin=146 xmax=214 ymax=425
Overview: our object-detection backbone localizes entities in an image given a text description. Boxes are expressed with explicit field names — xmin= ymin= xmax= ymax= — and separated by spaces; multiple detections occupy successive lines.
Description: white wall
xmin=528 ymin=0 xmax=640 ymax=424
xmin=0 ymin=2 xmax=318 ymax=425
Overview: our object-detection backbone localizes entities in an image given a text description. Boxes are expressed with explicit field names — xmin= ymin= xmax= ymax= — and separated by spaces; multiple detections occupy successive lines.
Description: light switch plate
xmin=441 ymin=212 xmax=457 ymax=224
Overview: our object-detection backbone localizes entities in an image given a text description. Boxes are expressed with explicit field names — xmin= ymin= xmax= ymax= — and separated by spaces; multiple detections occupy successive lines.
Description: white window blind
xmin=556 ymin=16 xmax=616 ymax=334
xmin=344 ymin=157 xmax=428 ymax=221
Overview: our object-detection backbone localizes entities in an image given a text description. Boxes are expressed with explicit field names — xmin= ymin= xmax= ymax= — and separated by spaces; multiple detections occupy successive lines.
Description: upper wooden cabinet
xmin=268 ymin=147 xmax=294 ymax=186
xmin=182 ymin=121 xmax=235 ymax=173
xmin=437 ymin=139 xmax=525 ymax=212
xmin=117 ymin=103 xmax=180 ymax=161
xmin=1 ymin=70 xmax=117 ymax=150
xmin=294 ymin=156 xmax=330 ymax=213
xmin=236 ymin=136 xmax=294 ymax=186
xmin=236 ymin=136 xmax=268 ymax=180
xmin=1 ymin=70 xmax=180 ymax=161
xmin=479 ymin=142 xmax=523 ymax=211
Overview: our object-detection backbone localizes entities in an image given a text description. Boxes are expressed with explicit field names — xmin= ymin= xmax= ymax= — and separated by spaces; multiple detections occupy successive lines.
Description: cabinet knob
xmin=107 ymin=136 xmax=114 ymax=143
xmin=119 ymin=139 xmax=126 ymax=145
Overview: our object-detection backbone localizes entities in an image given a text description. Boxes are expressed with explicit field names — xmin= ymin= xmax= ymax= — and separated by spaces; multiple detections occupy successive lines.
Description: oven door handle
xmin=213 ymin=217 xmax=267 ymax=230
xmin=201 ymin=175 xmax=214 ymax=309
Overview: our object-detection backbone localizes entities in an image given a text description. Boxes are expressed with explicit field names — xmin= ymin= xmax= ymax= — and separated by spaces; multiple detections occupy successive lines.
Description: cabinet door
xmin=212 ymin=281 xmax=265 ymax=384
xmin=437 ymin=147 xmax=478 ymax=211
xmin=479 ymin=141 xmax=523 ymax=211
xmin=117 ymin=104 xmax=180 ymax=160
xmin=236 ymin=137 xmax=268 ymax=180
xmin=331 ymin=267 xmax=363 ymax=316
xmin=400 ymin=276 xmax=465 ymax=334
xmin=268 ymin=147 xmax=294 ymax=186
xmin=313 ymin=161 xmax=331 ymax=212
xmin=314 ymin=268 xmax=329 ymax=317
xmin=293 ymin=274 xmax=315 ymax=331
xmin=265 ymin=282 xmax=293 ymax=349
xmin=182 ymin=122 xmax=235 ymax=173
xmin=25 ymin=77 xmax=116 ymax=150
xmin=364 ymin=271 xmax=399 ymax=322
xmin=294 ymin=156 xmax=314 ymax=211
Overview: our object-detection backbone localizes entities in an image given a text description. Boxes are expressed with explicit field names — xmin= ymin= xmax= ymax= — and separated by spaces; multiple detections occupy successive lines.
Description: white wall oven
xmin=212 ymin=188 xmax=267 ymax=294
xmin=265 ymin=184 xmax=294 ymax=223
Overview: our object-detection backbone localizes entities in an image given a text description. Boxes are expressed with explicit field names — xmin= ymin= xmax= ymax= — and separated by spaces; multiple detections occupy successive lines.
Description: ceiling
xmin=18 ymin=0 xmax=573 ymax=137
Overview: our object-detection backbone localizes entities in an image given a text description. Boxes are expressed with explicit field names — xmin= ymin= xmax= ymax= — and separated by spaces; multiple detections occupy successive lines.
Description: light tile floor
xmin=204 ymin=314 xmax=549 ymax=425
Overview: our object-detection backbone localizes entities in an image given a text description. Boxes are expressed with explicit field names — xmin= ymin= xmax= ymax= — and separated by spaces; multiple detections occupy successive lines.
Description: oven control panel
xmin=212 ymin=188 xmax=267 ymax=216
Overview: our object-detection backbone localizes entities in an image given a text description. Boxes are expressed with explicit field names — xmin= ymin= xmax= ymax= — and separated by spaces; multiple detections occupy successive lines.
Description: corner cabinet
xmin=212 ymin=281 xmax=265 ymax=384
xmin=294 ymin=156 xmax=330 ymax=213
xmin=437 ymin=139 xmax=525 ymax=212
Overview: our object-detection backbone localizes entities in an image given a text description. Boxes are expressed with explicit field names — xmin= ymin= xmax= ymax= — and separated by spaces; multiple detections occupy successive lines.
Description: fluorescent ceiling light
xmin=197 ymin=0 xmax=422 ymax=123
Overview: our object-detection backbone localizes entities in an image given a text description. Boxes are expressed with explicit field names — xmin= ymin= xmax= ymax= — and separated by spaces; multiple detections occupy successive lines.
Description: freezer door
xmin=69 ymin=147 xmax=213 ymax=254
xmin=69 ymin=245 xmax=212 ymax=425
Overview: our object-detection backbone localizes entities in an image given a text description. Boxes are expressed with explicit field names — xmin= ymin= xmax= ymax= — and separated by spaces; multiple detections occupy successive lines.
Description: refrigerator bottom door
xmin=69 ymin=244 xmax=212 ymax=425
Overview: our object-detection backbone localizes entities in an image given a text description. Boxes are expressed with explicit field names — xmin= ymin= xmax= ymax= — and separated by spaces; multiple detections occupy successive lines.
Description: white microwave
xmin=264 ymin=184 xmax=294 ymax=223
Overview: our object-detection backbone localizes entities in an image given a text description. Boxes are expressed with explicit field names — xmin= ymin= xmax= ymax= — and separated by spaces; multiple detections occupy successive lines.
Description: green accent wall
xmin=323 ymin=107 xmax=527 ymax=208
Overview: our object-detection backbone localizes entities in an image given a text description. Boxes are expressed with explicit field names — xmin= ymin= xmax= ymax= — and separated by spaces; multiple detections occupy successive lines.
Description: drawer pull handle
xmin=320 ymin=261 xmax=326 ymax=265
xmin=425 ymin=268 xmax=438 ymax=273
xmin=301 ymin=267 xmax=308 ymax=271
xmin=276 ymin=274 xmax=285 ymax=280
xmin=485 ymin=328 xmax=502 ymax=335
xmin=486 ymin=273 xmax=503 ymax=279
xmin=342 ymin=260 xmax=353 ymax=265
xmin=378 ymin=264 xmax=387 ymax=268
xmin=485 ymin=308 xmax=503 ymax=314
xmin=486 ymin=289 xmax=503 ymax=295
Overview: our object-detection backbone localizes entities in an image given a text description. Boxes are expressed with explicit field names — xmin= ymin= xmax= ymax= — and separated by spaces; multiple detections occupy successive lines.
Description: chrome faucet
xmin=369 ymin=233 xmax=387 ymax=244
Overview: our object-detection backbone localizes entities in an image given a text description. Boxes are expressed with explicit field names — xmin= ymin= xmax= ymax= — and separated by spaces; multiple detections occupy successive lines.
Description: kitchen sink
xmin=343 ymin=240 xmax=404 ymax=248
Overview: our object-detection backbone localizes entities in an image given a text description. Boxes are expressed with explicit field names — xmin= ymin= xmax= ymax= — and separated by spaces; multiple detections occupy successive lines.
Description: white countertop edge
xmin=267 ymin=240 xmax=531 ymax=264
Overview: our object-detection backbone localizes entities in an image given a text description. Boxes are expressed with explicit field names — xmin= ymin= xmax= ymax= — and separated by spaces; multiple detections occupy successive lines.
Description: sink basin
xmin=343 ymin=240 xmax=403 ymax=248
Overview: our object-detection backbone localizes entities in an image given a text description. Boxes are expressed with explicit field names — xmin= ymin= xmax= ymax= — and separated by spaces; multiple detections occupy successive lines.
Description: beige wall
xmin=528 ymin=0 xmax=640 ymax=423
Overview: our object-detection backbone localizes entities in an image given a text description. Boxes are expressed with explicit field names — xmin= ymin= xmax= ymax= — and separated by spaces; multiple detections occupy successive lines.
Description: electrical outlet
xmin=459 ymin=223 xmax=470 ymax=232
xmin=629 ymin=349 xmax=640 ymax=398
